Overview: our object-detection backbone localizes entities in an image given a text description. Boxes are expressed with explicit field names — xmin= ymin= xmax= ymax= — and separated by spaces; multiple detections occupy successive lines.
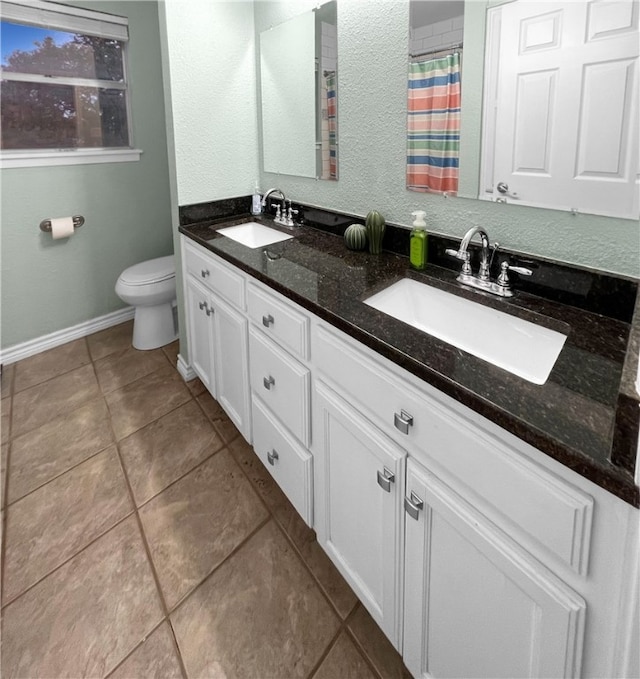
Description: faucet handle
xmin=445 ymin=248 xmax=472 ymax=275
xmin=445 ymin=248 xmax=468 ymax=261
xmin=507 ymin=264 xmax=533 ymax=276
xmin=497 ymin=261 xmax=533 ymax=291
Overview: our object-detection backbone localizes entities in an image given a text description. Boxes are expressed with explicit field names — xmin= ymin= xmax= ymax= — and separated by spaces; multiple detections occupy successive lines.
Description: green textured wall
xmin=257 ymin=0 xmax=639 ymax=278
xmin=1 ymin=1 xmax=173 ymax=350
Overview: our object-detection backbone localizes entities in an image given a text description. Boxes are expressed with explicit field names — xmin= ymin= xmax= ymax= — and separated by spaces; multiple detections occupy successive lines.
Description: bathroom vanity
xmin=179 ymin=210 xmax=639 ymax=679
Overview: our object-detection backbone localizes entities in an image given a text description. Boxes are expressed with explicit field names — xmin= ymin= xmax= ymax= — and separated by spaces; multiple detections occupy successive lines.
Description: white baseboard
xmin=1 ymin=307 xmax=135 ymax=365
xmin=177 ymin=352 xmax=196 ymax=382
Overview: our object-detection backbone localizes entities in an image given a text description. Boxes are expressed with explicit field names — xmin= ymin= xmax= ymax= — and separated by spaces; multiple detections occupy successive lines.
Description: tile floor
xmin=0 ymin=320 xmax=409 ymax=679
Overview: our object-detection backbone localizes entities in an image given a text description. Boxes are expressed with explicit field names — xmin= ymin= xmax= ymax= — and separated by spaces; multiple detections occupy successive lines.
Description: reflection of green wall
xmin=257 ymin=0 xmax=639 ymax=278
xmin=1 ymin=1 xmax=173 ymax=349
xmin=457 ymin=0 xmax=487 ymax=199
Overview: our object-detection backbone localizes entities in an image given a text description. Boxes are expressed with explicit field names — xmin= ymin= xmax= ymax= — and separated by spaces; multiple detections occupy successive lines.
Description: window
xmin=0 ymin=0 xmax=140 ymax=167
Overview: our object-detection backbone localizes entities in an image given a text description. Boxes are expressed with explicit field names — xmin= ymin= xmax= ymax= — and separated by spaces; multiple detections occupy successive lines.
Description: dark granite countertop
xmin=179 ymin=213 xmax=640 ymax=507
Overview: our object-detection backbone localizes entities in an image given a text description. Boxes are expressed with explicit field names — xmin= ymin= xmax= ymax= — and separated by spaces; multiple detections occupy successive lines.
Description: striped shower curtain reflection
xmin=407 ymin=52 xmax=461 ymax=194
xmin=326 ymin=72 xmax=337 ymax=179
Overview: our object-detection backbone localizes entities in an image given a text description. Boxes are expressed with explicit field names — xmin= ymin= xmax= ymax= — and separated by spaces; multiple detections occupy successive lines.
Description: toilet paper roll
xmin=50 ymin=216 xmax=75 ymax=240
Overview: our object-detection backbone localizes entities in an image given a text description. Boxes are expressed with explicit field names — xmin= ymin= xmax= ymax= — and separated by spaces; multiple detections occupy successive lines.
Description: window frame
xmin=0 ymin=0 xmax=141 ymax=168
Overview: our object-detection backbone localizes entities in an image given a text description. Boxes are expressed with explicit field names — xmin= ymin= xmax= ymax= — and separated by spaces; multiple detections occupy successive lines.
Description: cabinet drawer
xmin=314 ymin=323 xmax=435 ymax=451
xmin=247 ymin=281 xmax=309 ymax=359
xmin=249 ymin=327 xmax=310 ymax=446
xmin=252 ymin=396 xmax=313 ymax=526
xmin=183 ymin=240 xmax=245 ymax=309
xmin=314 ymin=322 xmax=593 ymax=575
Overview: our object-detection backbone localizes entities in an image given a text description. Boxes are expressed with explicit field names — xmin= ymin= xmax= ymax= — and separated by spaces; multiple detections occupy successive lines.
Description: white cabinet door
xmin=210 ymin=292 xmax=251 ymax=442
xmin=403 ymin=458 xmax=586 ymax=679
xmin=185 ymin=276 xmax=216 ymax=394
xmin=314 ymin=380 xmax=405 ymax=649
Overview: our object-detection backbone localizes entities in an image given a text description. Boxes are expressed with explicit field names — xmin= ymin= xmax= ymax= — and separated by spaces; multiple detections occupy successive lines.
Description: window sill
xmin=0 ymin=148 xmax=143 ymax=169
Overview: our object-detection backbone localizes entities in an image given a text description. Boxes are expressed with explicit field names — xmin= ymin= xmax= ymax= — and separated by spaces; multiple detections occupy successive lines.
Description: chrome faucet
xmin=261 ymin=187 xmax=285 ymax=208
xmin=446 ymin=226 xmax=533 ymax=297
xmin=459 ymin=226 xmax=491 ymax=280
xmin=261 ymin=188 xmax=299 ymax=227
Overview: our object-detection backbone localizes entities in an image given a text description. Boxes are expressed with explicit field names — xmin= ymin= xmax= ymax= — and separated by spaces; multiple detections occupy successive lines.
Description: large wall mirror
xmin=408 ymin=0 xmax=639 ymax=220
xmin=408 ymin=1 xmax=464 ymax=195
xmin=260 ymin=1 xmax=338 ymax=180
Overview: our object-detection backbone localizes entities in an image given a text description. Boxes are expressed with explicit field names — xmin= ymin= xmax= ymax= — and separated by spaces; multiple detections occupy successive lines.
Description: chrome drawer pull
xmin=404 ymin=491 xmax=424 ymax=520
xmin=267 ymin=449 xmax=279 ymax=465
xmin=201 ymin=269 xmax=210 ymax=278
xmin=394 ymin=410 xmax=414 ymax=435
xmin=262 ymin=314 xmax=274 ymax=327
xmin=199 ymin=301 xmax=212 ymax=316
xmin=376 ymin=467 xmax=395 ymax=493
xmin=263 ymin=375 xmax=275 ymax=390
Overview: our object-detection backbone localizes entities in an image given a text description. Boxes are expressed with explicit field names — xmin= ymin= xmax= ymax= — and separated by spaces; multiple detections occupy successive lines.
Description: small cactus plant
xmin=365 ymin=211 xmax=386 ymax=254
xmin=344 ymin=223 xmax=367 ymax=251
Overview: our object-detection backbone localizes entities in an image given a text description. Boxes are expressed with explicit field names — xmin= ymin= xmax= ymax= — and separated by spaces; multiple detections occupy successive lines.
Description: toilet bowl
xmin=115 ymin=255 xmax=178 ymax=350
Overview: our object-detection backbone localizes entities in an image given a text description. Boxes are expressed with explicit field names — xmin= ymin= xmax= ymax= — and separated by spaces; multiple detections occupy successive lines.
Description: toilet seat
xmin=119 ymin=255 xmax=175 ymax=286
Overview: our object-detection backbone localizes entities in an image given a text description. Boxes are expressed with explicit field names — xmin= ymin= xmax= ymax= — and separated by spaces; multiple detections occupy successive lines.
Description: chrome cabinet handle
xmin=199 ymin=301 xmax=213 ymax=316
xmin=404 ymin=491 xmax=424 ymax=520
xmin=376 ymin=467 xmax=395 ymax=493
xmin=201 ymin=269 xmax=210 ymax=278
xmin=394 ymin=410 xmax=414 ymax=435
xmin=267 ymin=449 xmax=279 ymax=465
xmin=263 ymin=375 xmax=275 ymax=390
xmin=262 ymin=314 xmax=274 ymax=327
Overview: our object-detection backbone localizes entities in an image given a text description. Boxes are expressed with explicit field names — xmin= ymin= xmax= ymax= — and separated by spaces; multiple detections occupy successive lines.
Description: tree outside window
xmin=1 ymin=21 xmax=131 ymax=151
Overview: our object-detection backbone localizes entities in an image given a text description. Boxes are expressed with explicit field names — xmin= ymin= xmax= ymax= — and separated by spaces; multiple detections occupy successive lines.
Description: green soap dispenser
xmin=410 ymin=210 xmax=427 ymax=270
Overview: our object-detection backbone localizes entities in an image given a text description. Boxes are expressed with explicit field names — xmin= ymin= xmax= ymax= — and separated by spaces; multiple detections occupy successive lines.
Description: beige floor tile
xmin=1 ymin=442 xmax=7 ymax=506
xmin=13 ymin=339 xmax=91 ymax=394
xmin=1 ymin=516 xmax=164 ymax=679
xmin=11 ymin=364 xmax=101 ymax=438
xmin=4 ymin=446 xmax=132 ymax=602
xmin=86 ymin=320 xmax=135 ymax=361
xmin=1 ymin=397 xmax=9 ymax=444
xmin=314 ymin=631 xmax=379 ymax=679
xmin=161 ymin=340 xmax=180 ymax=369
xmin=196 ymin=392 xmax=240 ymax=442
xmin=8 ymin=398 xmax=114 ymax=503
xmin=186 ymin=376 xmax=207 ymax=397
xmin=140 ymin=449 xmax=268 ymax=609
xmin=171 ymin=520 xmax=340 ymax=679
xmin=1 ymin=363 xmax=15 ymax=399
xmin=120 ymin=400 xmax=224 ymax=506
xmin=105 ymin=366 xmax=191 ymax=440
xmin=229 ymin=436 xmax=357 ymax=619
xmin=348 ymin=605 xmax=406 ymax=679
xmin=297 ymin=534 xmax=358 ymax=620
xmin=94 ymin=347 xmax=170 ymax=394
xmin=107 ymin=622 xmax=183 ymax=679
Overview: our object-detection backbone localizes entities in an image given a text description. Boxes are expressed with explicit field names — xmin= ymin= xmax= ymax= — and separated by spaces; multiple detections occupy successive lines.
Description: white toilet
xmin=115 ymin=255 xmax=178 ymax=350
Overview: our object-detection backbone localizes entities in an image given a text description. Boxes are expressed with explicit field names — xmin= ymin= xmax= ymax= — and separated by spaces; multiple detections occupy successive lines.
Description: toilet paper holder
xmin=40 ymin=215 xmax=85 ymax=233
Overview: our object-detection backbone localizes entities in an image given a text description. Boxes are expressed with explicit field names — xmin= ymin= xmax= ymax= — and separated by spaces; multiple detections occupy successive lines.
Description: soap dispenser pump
xmin=410 ymin=210 xmax=427 ymax=270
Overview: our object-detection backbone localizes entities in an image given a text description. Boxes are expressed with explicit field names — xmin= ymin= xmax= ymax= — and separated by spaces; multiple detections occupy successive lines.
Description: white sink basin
xmin=216 ymin=222 xmax=293 ymax=249
xmin=363 ymin=278 xmax=567 ymax=384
